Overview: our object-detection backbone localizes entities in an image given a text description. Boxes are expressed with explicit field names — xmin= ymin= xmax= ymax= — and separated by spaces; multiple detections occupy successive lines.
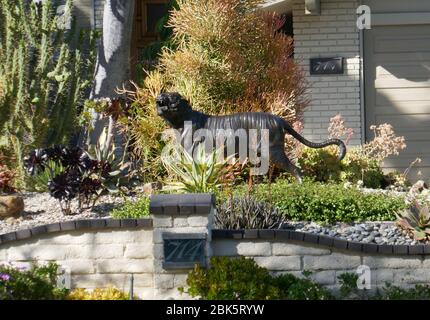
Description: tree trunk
xmin=88 ymin=0 xmax=135 ymax=145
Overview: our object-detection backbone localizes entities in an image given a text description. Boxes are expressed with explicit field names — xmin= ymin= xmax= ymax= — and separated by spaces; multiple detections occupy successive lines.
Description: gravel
xmin=0 ymin=192 xmax=139 ymax=235
xmin=288 ymin=221 xmax=422 ymax=245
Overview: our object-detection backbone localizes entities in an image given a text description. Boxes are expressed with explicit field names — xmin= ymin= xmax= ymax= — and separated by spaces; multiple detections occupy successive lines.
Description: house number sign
xmin=310 ymin=57 xmax=344 ymax=75
xmin=162 ymin=233 xmax=206 ymax=269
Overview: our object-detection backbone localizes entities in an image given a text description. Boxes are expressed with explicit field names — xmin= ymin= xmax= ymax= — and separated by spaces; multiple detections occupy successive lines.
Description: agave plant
xmin=161 ymin=143 xmax=235 ymax=193
xmin=87 ymin=125 xmax=139 ymax=193
xmin=396 ymin=204 xmax=430 ymax=241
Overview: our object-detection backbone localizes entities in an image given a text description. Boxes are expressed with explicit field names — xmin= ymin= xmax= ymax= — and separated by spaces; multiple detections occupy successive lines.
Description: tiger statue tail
xmin=282 ymin=120 xmax=346 ymax=161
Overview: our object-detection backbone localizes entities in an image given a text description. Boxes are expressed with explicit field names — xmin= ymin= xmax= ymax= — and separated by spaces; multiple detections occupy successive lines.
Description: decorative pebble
xmin=0 ymin=192 xmax=138 ymax=235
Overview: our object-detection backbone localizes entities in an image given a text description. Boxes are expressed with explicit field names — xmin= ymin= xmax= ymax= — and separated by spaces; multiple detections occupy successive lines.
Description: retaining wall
xmin=212 ymin=230 xmax=430 ymax=292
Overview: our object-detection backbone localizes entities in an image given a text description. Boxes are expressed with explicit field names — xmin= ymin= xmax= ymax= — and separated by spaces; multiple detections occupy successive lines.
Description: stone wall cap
xmin=150 ymin=193 xmax=215 ymax=215
xmin=0 ymin=218 xmax=153 ymax=246
xmin=212 ymin=228 xmax=430 ymax=256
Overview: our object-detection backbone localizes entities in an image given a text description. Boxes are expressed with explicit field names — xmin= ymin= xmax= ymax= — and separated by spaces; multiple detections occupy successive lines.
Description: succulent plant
xmin=396 ymin=204 xmax=430 ymax=241
xmin=48 ymin=170 xmax=81 ymax=201
xmin=161 ymin=143 xmax=235 ymax=194
xmin=59 ymin=147 xmax=89 ymax=171
xmin=24 ymin=144 xmax=128 ymax=214
xmin=43 ymin=145 xmax=64 ymax=163
xmin=23 ymin=149 xmax=47 ymax=176
xmin=215 ymin=196 xmax=286 ymax=230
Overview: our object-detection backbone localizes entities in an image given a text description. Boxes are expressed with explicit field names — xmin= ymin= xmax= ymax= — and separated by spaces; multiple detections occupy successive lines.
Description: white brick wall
xmin=212 ymin=239 xmax=430 ymax=292
xmin=293 ymin=0 xmax=362 ymax=146
xmin=0 ymin=229 xmax=155 ymax=299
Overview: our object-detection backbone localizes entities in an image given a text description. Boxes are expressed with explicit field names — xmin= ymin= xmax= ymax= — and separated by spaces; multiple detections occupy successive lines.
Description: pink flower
xmin=0 ymin=273 xmax=11 ymax=281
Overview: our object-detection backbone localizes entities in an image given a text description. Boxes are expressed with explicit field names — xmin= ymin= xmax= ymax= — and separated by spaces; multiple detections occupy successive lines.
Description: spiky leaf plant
xmin=161 ymin=143 xmax=235 ymax=193
xmin=215 ymin=196 xmax=285 ymax=229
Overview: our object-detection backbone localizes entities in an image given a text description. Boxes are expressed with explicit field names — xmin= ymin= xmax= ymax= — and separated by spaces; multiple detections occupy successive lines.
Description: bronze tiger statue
xmin=156 ymin=92 xmax=346 ymax=182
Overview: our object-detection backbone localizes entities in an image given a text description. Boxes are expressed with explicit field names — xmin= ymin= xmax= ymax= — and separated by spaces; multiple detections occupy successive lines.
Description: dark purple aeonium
xmin=48 ymin=170 xmax=81 ymax=201
xmin=43 ymin=145 xmax=64 ymax=163
xmin=59 ymin=146 xmax=91 ymax=170
xmin=23 ymin=148 xmax=47 ymax=176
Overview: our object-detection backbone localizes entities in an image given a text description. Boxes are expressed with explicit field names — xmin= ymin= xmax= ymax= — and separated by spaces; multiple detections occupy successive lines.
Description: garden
xmin=1 ymin=0 xmax=430 ymax=300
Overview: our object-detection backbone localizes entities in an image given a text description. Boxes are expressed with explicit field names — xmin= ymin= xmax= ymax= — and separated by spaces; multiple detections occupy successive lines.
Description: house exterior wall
xmin=93 ymin=0 xmax=105 ymax=29
xmin=292 ymin=0 xmax=362 ymax=146
xmin=73 ymin=0 xmax=94 ymax=29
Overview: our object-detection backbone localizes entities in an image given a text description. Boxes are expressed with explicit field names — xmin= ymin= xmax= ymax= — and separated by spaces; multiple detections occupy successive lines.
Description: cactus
xmin=0 ymin=0 xmax=96 ymax=186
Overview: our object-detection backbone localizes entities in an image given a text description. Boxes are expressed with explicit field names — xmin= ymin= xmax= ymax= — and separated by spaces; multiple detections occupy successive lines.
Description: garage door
xmin=364 ymin=1 xmax=430 ymax=180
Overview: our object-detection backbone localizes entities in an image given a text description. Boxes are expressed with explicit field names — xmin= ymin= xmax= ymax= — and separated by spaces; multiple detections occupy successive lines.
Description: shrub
xmin=298 ymin=147 xmax=385 ymax=188
xmin=0 ymin=157 xmax=16 ymax=193
xmin=340 ymin=149 xmax=385 ymax=189
xmin=377 ymin=284 xmax=430 ymax=300
xmin=338 ymin=272 xmax=430 ymax=300
xmin=0 ymin=262 xmax=68 ymax=300
xmin=110 ymin=196 xmax=150 ymax=219
xmin=298 ymin=146 xmax=342 ymax=183
xmin=299 ymin=115 xmax=406 ymax=189
xmin=181 ymin=257 xmax=332 ymax=300
xmin=274 ymin=273 xmax=333 ymax=300
xmin=128 ymin=0 xmax=308 ymax=181
xmin=215 ymin=196 xmax=285 ymax=229
xmin=0 ymin=0 xmax=96 ymax=186
xmin=67 ymin=286 xmax=131 ymax=300
xmin=251 ymin=180 xmax=406 ymax=223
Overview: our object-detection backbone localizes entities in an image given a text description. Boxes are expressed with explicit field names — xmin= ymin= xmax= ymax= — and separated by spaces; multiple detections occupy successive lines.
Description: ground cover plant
xmin=110 ymin=196 xmax=150 ymax=219
xmin=225 ymin=179 xmax=407 ymax=224
xmin=182 ymin=257 xmax=430 ymax=300
xmin=67 ymin=286 xmax=132 ymax=300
